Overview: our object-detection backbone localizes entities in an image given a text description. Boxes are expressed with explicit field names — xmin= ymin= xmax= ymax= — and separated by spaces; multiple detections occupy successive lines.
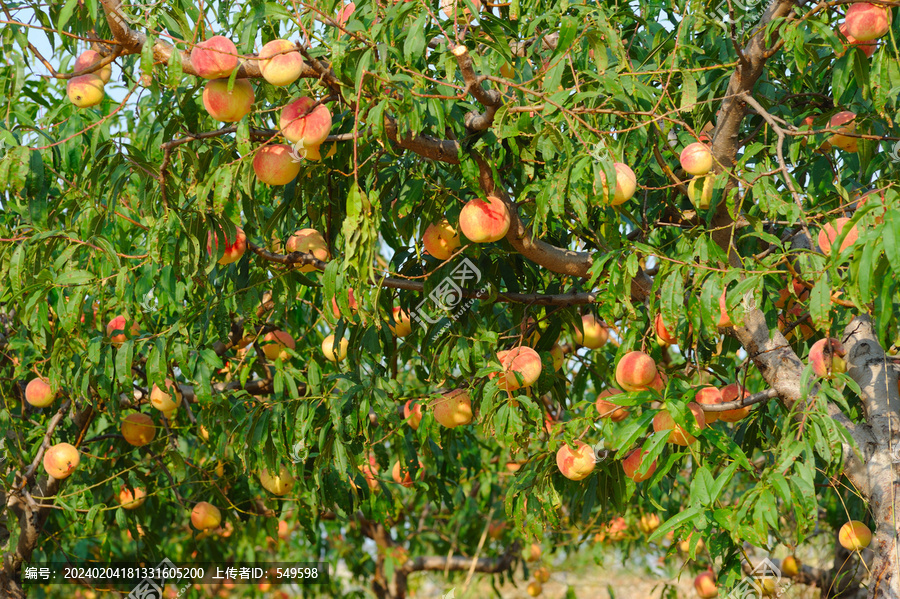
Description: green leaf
xmin=57 ymin=0 xmax=79 ymax=32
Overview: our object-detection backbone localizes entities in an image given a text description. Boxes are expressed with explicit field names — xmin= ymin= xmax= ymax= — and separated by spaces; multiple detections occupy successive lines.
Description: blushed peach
xmin=190 ymin=36 xmax=239 ymax=79
xmin=285 ymin=228 xmax=329 ymax=273
xmin=262 ymin=330 xmax=296 ymax=361
xmin=202 ymin=78 xmax=254 ymax=122
xmin=25 ymin=378 xmax=55 ymax=407
xmin=117 ymin=485 xmax=147 ymax=509
xmin=818 ymin=217 xmax=859 ymax=255
xmin=253 ymin=144 xmax=301 ymax=186
xmin=652 ymin=402 xmax=706 ymax=445
xmin=191 ymin=501 xmax=222 ymax=530
xmin=321 ymin=333 xmax=349 ymax=362
xmin=615 ymin=351 xmax=657 ymax=392
xmin=66 ymin=74 xmax=104 ymax=108
xmin=432 ymin=389 xmax=472 ymax=427
xmin=403 ymin=400 xmax=423 ymax=430
xmin=654 ymin=313 xmax=677 ymax=345
xmin=43 ymin=442 xmax=80 ymax=479
xmin=595 ymin=389 xmax=628 ymax=422
xmin=207 ymin=226 xmax=247 ymax=265
xmin=680 ymin=142 xmax=713 ymax=176
xmin=496 ymin=346 xmax=542 ymax=391
xmin=622 ymin=448 xmax=656 ymax=482
xmin=280 ymin=97 xmax=332 ymax=147
xmin=718 ymin=383 xmax=751 ymax=422
xmin=809 ymin=338 xmax=847 ymax=378
xmin=844 ymin=3 xmax=892 ymax=41
xmin=107 ymin=315 xmax=140 ymax=346
xmin=828 ymin=111 xmax=858 ymax=152
xmin=459 ymin=195 xmax=510 ymax=243
xmin=574 ymin=314 xmax=609 ymax=349
xmin=600 ymin=162 xmax=637 ymax=205
xmin=257 ymin=39 xmax=305 ymax=86
xmin=74 ymin=50 xmax=111 ymax=82
xmin=391 ymin=459 xmax=424 ymax=487
xmin=121 ymin=413 xmax=156 ymax=447
xmin=556 ymin=441 xmax=595 ymax=480
xmin=839 ymin=520 xmax=872 ymax=550
xmin=422 ymin=219 xmax=460 ymax=260
xmin=695 ymin=386 xmax=724 ymax=423
xmin=389 ymin=307 xmax=412 ymax=337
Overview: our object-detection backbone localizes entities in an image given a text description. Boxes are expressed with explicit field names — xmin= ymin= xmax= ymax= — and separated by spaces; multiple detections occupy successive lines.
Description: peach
xmin=653 ymin=402 xmax=706 ymax=445
xmin=25 ymin=377 xmax=55 ymax=407
xmin=252 ymin=144 xmax=301 ymax=186
xmin=648 ymin=371 xmax=667 ymax=394
xmin=43 ymin=442 xmax=80 ymax=479
xmin=496 ymin=346 xmax=542 ymax=391
xmin=389 ymin=307 xmax=412 ymax=337
xmin=718 ymin=383 xmax=751 ymax=422
xmin=809 ymin=338 xmax=847 ymax=378
xmin=74 ymin=50 xmax=111 ymax=83
xmin=688 ymin=175 xmax=714 ymax=209
xmin=285 ymin=228 xmax=330 ymax=272
xmin=331 ymin=289 xmax=358 ymax=318
xmin=207 ymin=226 xmax=247 ymax=265
xmin=614 ymin=351 xmax=657 ymax=392
xmin=150 ymin=378 xmax=182 ymax=412
xmin=422 ymin=219 xmax=460 ymax=260
xmin=818 ymin=217 xmax=859 ymax=256
xmin=322 ymin=333 xmax=349 ymax=362
xmin=262 ymin=330 xmax=295 ymax=361
xmin=574 ymin=314 xmax=608 ymax=349
xmin=680 ymin=142 xmax=713 ymax=176
xmin=782 ymin=555 xmax=800 ymax=577
xmin=599 ymin=162 xmax=637 ymax=205
xmin=458 ymin=195 xmax=510 ymax=243
xmin=432 ymin=389 xmax=472 ymax=427
xmin=66 ymin=74 xmax=104 ymax=108
xmin=278 ymin=520 xmax=290 ymax=540
xmin=622 ymin=448 xmax=656 ymax=482
xmin=403 ymin=399 xmax=423 ymax=430
xmin=525 ymin=542 xmax=542 ymax=561
xmin=257 ymin=39 xmax=305 ymax=86
xmin=654 ymin=313 xmax=677 ymax=345
xmin=595 ymin=389 xmax=628 ymax=422
xmin=391 ymin=459 xmax=424 ymax=487
xmin=638 ymin=513 xmax=661 ymax=534
xmin=259 ymin=464 xmax=295 ymax=495
xmin=191 ymin=501 xmax=222 ymax=530
xmin=354 ymin=454 xmax=379 ymax=491
xmin=526 ymin=581 xmax=542 ymax=597
xmin=280 ymin=97 xmax=332 ymax=147
xmin=718 ymin=290 xmax=733 ymax=328
xmin=838 ymin=22 xmax=878 ymax=58
xmin=121 ymin=413 xmax=156 ymax=447
xmin=118 ymin=485 xmax=147 ymax=509
xmin=605 ymin=517 xmax=628 ymax=541
xmin=556 ymin=441 xmax=595 ymax=480
xmin=190 ymin=36 xmax=239 ymax=79
xmin=695 ymin=386 xmax=724 ymax=423
xmin=844 ymin=3 xmax=892 ymax=41
xmin=839 ymin=520 xmax=872 ymax=550
xmin=550 ymin=343 xmax=564 ymax=371
xmin=828 ymin=111 xmax=858 ymax=152
xmin=202 ymin=78 xmax=254 ymax=122
xmin=336 ymin=2 xmax=356 ymax=27
xmin=694 ymin=570 xmax=718 ymax=599
xmin=301 ymin=142 xmax=336 ymax=161
xmin=107 ymin=315 xmax=140 ymax=346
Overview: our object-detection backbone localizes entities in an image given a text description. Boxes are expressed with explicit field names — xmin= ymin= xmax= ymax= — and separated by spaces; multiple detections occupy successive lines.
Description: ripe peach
xmin=330 ymin=288 xmax=358 ymax=318
xmin=694 ymin=570 xmax=718 ymax=599
xmin=422 ymin=219 xmax=461 ymax=260
xmin=556 ymin=441 xmax=596 ymax=481
xmin=280 ymin=97 xmax=332 ymax=147
xmin=718 ymin=290 xmax=733 ymax=328
xmin=605 ymin=517 xmax=628 ymax=541
xmin=301 ymin=142 xmax=336 ymax=161
xmin=391 ymin=459 xmax=424 ymax=487
xmin=118 ymin=485 xmax=147 ymax=509
xmin=615 ymin=351 xmax=657 ymax=392
xmin=809 ymin=338 xmax=847 ymax=378
xmin=828 ymin=111 xmax=858 ymax=152
xmin=648 ymin=371 xmax=667 ymax=394
xmin=43 ymin=442 xmax=80 ymax=479
xmin=322 ymin=333 xmax=349 ymax=362
xmin=190 ymin=36 xmax=239 ymax=79
xmin=121 ymin=413 xmax=156 ymax=447
xmin=66 ymin=74 xmax=104 ymax=108
xmin=525 ymin=542 xmax=542 ymax=561
xmin=278 ymin=520 xmax=290 ymax=540
xmin=718 ymin=383 xmax=751 ymax=422
xmin=191 ymin=501 xmax=222 ymax=530
xmin=574 ymin=314 xmax=608 ymax=349
xmin=622 ymin=448 xmax=656 ymax=482
xmin=336 ymin=2 xmax=356 ymax=27
xmin=285 ymin=228 xmax=330 ymax=273
xmin=150 ymin=379 xmax=182 ymax=412
xmin=653 ymin=402 xmax=706 ymax=445
xmin=262 ymin=330 xmax=295 ymax=361
xmin=654 ymin=313 xmax=677 ymax=345
xmin=25 ymin=378 xmax=55 ymax=407
xmin=839 ymin=520 xmax=872 ymax=550
xmin=202 ymin=78 xmax=254 ymax=122
xmin=207 ymin=226 xmax=247 ymax=265
xmin=259 ymin=464 xmax=295 ymax=495
xmin=638 ymin=513 xmax=661 ymax=534
xmin=695 ymin=386 xmax=724 ymax=423
xmin=496 ymin=346 xmax=542 ymax=391
xmin=253 ymin=144 xmax=301 ymax=186
xmin=404 ymin=399 xmax=423 ymax=429
xmin=534 ymin=566 xmax=550 ymax=583
xmin=526 ymin=581 xmax=542 ymax=597
xmin=257 ymin=39 xmax=305 ymax=86
xmin=74 ymin=50 xmax=111 ymax=83
xmin=680 ymin=142 xmax=713 ymax=176
xmin=107 ymin=315 xmax=140 ymax=346
xmin=688 ymin=175 xmax=714 ymax=209
xmin=599 ymin=162 xmax=637 ymax=205
xmin=389 ymin=307 xmax=412 ymax=337
xmin=595 ymin=389 xmax=628 ymax=422
xmin=432 ymin=389 xmax=472 ymax=427
xmin=818 ymin=217 xmax=858 ymax=256
xmin=844 ymin=3 xmax=892 ymax=41
xmin=782 ymin=555 xmax=800 ymax=577
xmin=838 ymin=22 xmax=878 ymax=57
xmin=458 ymin=195 xmax=510 ymax=243
xmin=354 ymin=454 xmax=379 ymax=491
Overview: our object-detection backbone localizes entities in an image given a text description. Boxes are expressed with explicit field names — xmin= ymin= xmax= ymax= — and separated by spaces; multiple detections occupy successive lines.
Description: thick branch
xmin=453 ymin=45 xmax=502 ymax=131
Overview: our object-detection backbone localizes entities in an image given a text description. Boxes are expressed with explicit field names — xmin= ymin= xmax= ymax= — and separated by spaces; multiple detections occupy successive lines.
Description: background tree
xmin=0 ymin=0 xmax=899 ymax=597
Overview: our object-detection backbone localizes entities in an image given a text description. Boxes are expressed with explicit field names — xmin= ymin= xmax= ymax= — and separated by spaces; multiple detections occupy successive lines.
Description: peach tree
xmin=0 ymin=0 xmax=899 ymax=597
